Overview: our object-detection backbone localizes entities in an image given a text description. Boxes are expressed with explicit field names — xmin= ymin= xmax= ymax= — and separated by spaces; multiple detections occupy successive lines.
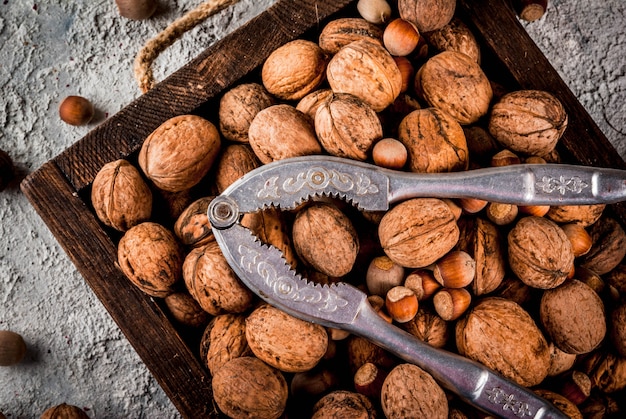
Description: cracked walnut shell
xmin=91 ymin=159 xmax=152 ymax=232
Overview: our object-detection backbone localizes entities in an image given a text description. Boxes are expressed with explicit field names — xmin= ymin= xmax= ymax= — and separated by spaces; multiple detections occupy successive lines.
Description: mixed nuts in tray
xmin=84 ymin=0 xmax=626 ymax=417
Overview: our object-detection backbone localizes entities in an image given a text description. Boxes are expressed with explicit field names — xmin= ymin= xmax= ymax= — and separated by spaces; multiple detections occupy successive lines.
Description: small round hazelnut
xmin=0 ymin=330 xmax=27 ymax=366
xmin=383 ymin=18 xmax=421 ymax=57
xmin=385 ymin=285 xmax=419 ymax=323
xmin=560 ymin=223 xmax=592 ymax=257
xmin=404 ymin=268 xmax=441 ymax=301
xmin=491 ymin=149 xmax=521 ymax=167
xmin=115 ymin=0 xmax=157 ymax=20
xmin=372 ymin=138 xmax=408 ymax=169
xmin=41 ymin=403 xmax=90 ymax=419
xmin=59 ymin=95 xmax=94 ymax=126
xmin=457 ymin=197 xmax=488 ymax=214
xmin=366 ymin=255 xmax=405 ymax=296
xmin=354 ymin=362 xmax=388 ymax=399
xmin=486 ymin=202 xmax=519 ymax=226
xmin=431 ymin=250 xmax=475 ymax=288
xmin=393 ymin=56 xmax=415 ymax=93
xmin=432 ymin=287 xmax=471 ymax=321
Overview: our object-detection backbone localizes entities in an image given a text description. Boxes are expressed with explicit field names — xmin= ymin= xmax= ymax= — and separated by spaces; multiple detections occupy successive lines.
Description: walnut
xmin=242 ymin=207 xmax=298 ymax=269
xmin=213 ymin=144 xmax=260 ymax=194
xmin=318 ymin=17 xmax=384 ymax=54
xmin=212 ymin=356 xmax=288 ymax=419
xmin=580 ymin=350 xmax=626 ymax=393
xmin=540 ymin=279 xmax=606 ymax=354
xmin=456 ymin=217 xmax=506 ymax=296
xmin=163 ymin=291 xmax=209 ymax=328
xmin=381 ymin=363 xmax=449 ymax=419
xmin=173 ymin=196 xmax=215 ymax=248
xmin=347 ymin=335 xmax=398 ymax=375
xmin=398 ymin=0 xmax=456 ymax=32
xmin=326 ymin=38 xmax=402 ymax=112
xmin=416 ymin=51 xmax=492 ymax=125
xmin=245 ymin=304 xmax=328 ymax=373
xmin=423 ymin=17 xmax=481 ymax=63
xmin=314 ymin=93 xmax=383 ymax=161
xmin=610 ymin=302 xmax=626 ymax=357
xmin=248 ymin=104 xmax=322 ymax=164
xmin=40 ymin=403 xmax=90 ymax=419
xmin=401 ymin=306 xmax=449 ymax=348
xmin=292 ymin=202 xmax=359 ymax=277
xmin=218 ymin=82 xmax=275 ymax=143
xmin=378 ymin=198 xmax=459 ymax=268
xmin=488 ymin=90 xmax=568 ymax=156
xmin=507 ymin=216 xmax=574 ymax=289
xmin=533 ymin=389 xmax=583 ymax=419
xmin=579 ymin=216 xmax=626 ymax=275
xmin=311 ymin=390 xmax=376 ymax=419
xmin=91 ymin=159 xmax=152 ymax=231
xmin=117 ymin=222 xmax=183 ymax=298
xmin=199 ymin=313 xmax=252 ymax=375
xmin=138 ymin=114 xmax=221 ymax=192
xmin=546 ymin=204 xmax=605 ymax=227
xmin=398 ymin=107 xmax=469 ymax=173
xmin=296 ymin=88 xmax=334 ymax=122
xmin=456 ymin=297 xmax=551 ymax=387
xmin=182 ymin=241 xmax=254 ymax=315
xmin=261 ymin=39 xmax=328 ymax=101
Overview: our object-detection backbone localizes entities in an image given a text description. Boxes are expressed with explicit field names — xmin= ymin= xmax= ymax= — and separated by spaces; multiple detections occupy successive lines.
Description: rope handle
xmin=134 ymin=0 xmax=240 ymax=93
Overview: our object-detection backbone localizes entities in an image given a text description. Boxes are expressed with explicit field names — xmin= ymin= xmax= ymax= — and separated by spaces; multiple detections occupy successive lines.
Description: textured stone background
xmin=0 ymin=0 xmax=624 ymax=417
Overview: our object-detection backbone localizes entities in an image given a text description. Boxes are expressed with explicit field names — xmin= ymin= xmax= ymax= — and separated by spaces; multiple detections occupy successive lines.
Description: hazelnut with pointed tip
xmin=59 ymin=95 xmax=94 ymax=126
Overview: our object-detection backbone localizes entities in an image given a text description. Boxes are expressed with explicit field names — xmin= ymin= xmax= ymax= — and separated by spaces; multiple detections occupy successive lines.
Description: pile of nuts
xmin=89 ymin=0 xmax=626 ymax=417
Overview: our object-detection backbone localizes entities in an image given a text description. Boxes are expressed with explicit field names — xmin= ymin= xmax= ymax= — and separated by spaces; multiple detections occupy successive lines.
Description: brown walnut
xmin=173 ymin=196 xmax=215 ymax=248
xmin=398 ymin=0 xmax=456 ymax=32
xmin=117 ymin=222 xmax=183 ymax=298
xmin=213 ymin=143 xmax=261 ymax=194
xmin=200 ymin=313 xmax=252 ymax=375
xmin=424 ymin=17 xmax=480 ymax=63
xmin=138 ymin=114 xmax=221 ymax=192
xmin=218 ymin=82 xmax=275 ymax=143
xmin=91 ymin=159 xmax=152 ymax=232
xmin=311 ymin=390 xmax=377 ymax=419
xmin=319 ymin=17 xmax=383 ymax=54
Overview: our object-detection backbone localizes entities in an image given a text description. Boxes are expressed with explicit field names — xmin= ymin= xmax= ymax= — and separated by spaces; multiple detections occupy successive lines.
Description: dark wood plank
xmin=54 ymin=0 xmax=355 ymax=193
xmin=20 ymin=162 xmax=219 ymax=418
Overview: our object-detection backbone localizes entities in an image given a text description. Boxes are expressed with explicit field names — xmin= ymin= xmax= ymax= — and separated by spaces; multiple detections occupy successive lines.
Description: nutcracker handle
xmin=387 ymin=163 xmax=626 ymax=205
xmin=346 ymin=302 xmax=567 ymax=419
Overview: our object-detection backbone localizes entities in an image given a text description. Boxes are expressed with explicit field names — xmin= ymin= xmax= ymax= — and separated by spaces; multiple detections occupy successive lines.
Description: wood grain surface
xmin=21 ymin=0 xmax=626 ymax=417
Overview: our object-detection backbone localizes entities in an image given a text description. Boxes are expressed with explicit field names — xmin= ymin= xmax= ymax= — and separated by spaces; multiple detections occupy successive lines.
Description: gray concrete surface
xmin=0 ymin=0 xmax=624 ymax=417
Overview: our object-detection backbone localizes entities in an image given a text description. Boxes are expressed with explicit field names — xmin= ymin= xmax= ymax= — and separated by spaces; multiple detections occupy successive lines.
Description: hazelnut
xmin=365 ymin=255 xmax=405 ymax=296
xmin=547 ymin=341 xmax=577 ymax=377
xmin=456 ymin=297 xmax=551 ymax=387
xmin=58 ymin=95 xmax=94 ymax=126
xmin=456 ymin=197 xmax=488 ymax=214
xmin=248 ymin=104 xmax=322 ymax=164
xmin=431 ymin=250 xmax=476 ymax=288
xmin=212 ymin=356 xmax=288 ymax=419
xmin=368 ymin=294 xmax=394 ymax=323
xmin=491 ymin=149 xmax=521 ymax=167
xmin=398 ymin=0 xmax=456 ymax=32
xmin=318 ymin=18 xmax=383 ymax=54
xmin=262 ymin=39 xmax=328 ymax=101
xmin=115 ymin=0 xmax=156 ymax=20
xmin=372 ymin=138 xmax=408 ymax=169
xmin=385 ymin=285 xmax=419 ymax=323
xmin=383 ymin=18 xmax=421 ymax=57
xmin=41 ymin=403 xmax=90 ymax=419
xmin=486 ymin=202 xmax=519 ymax=226
xmin=91 ymin=159 xmax=152 ymax=232
xmin=117 ymin=222 xmax=183 ymax=298
xmin=518 ymin=204 xmax=550 ymax=217
xmin=393 ymin=56 xmax=415 ymax=93
xmin=218 ymin=83 xmax=275 ymax=143
xmin=540 ymin=279 xmax=606 ymax=355
xmin=246 ymin=304 xmax=328 ymax=373
xmin=327 ymin=38 xmax=403 ymax=112
xmin=404 ymin=268 xmax=441 ymax=301
xmin=0 ymin=330 xmax=27 ymax=366
xmin=432 ymin=287 xmax=471 ymax=321
xmin=354 ymin=362 xmax=388 ymax=399
xmin=560 ymin=222 xmax=593 ymax=257
xmin=558 ymin=370 xmax=592 ymax=405
xmin=356 ymin=0 xmax=392 ymax=24
xmin=381 ymin=363 xmax=449 ymax=418
xmin=314 ymin=93 xmax=383 ymax=161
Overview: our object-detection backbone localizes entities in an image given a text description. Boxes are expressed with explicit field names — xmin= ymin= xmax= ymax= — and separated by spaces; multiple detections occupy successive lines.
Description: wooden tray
xmin=21 ymin=0 xmax=626 ymax=417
